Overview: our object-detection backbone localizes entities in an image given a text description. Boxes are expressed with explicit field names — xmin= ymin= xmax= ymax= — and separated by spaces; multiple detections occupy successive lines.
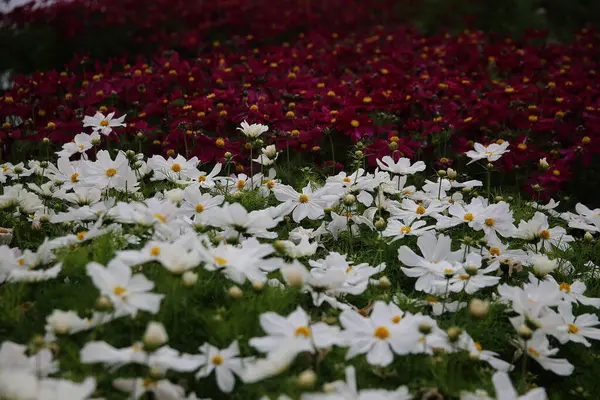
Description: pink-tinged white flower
xmin=195 ymin=341 xmax=245 ymax=393
xmin=83 ymin=111 xmax=126 ymax=136
xmin=376 ymin=156 xmax=426 ymax=175
xmin=238 ymin=120 xmax=269 ymax=138
xmin=274 ymin=183 xmax=326 ymax=223
xmin=249 ymin=306 xmax=342 ymax=356
xmin=86 ymin=259 xmax=164 ymax=317
xmin=301 ymin=365 xmax=412 ymax=400
xmin=465 ymin=141 xmax=510 ymax=164
xmin=522 ymin=332 xmax=574 ymax=376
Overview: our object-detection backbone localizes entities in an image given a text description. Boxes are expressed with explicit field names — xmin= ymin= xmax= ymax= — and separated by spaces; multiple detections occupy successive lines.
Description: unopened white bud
xmin=296 ymin=369 xmax=317 ymax=388
xmin=143 ymin=322 xmax=168 ymax=350
xmin=447 ymin=168 xmax=457 ymax=179
xmin=379 ymin=276 xmax=391 ymax=289
xmin=228 ymin=286 xmax=243 ymax=299
xmin=469 ymin=298 xmax=489 ymax=318
xmin=182 ymin=271 xmax=198 ymax=287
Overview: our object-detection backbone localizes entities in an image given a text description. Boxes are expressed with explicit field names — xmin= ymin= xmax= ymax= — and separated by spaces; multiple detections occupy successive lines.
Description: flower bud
xmin=343 ymin=194 xmax=356 ymax=206
xmin=95 ymin=295 xmax=113 ymax=312
xmin=228 ymin=286 xmax=243 ymax=299
xmin=584 ymin=232 xmax=594 ymax=241
xmin=149 ymin=367 xmax=164 ymax=379
xmin=182 ymin=271 xmax=198 ymax=287
xmin=281 ymin=266 xmax=305 ymax=288
xmin=296 ymin=369 xmax=317 ymax=388
xmin=143 ymin=321 xmax=168 ymax=350
xmin=538 ymin=158 xmax=550 ymax=170
xmin=379 ymin=276 xmax=391 ymax=289
xmin=40 ymin=161 xmax=49 ymax=168
xmin=252 ymin=281 xmax=264 ymax=291
xmin=371 ymin=217 xmax=385 ymax=230
xmin=418 ymin=323 xmax=432 ymax=335
xmin=91 ymin=137 xmax=101 ymax=145
xmin=531 ymin=254 xmax=558 ymax=278
xmin=137 ymin=132 xmax=144 ymax=138
xmin=447 ymin=168 xmax=457 ymax=179
xmin=494 ymin=196 xmax=504 ymax=202
xmin=42 ymin=137 xmax=50 ymax=144
xmin=354 ymin=150 xmax=363 ymax=158
xmin=469 ymin=298 xmax=489 ymax=318
xmin=437 ymin=169 xmax=447 ymax=177
xmin=447 ymin=327 xmax=462 ymax=343
xmin=224 ymin=152 xmax=233 ymax=159
xmin=125 ymin=150 xmax=136 ymax=159
xmin=462 ymin=186 xmax=473 ymax=193
xmin=518 ymin=324 xmax=533 ymax=340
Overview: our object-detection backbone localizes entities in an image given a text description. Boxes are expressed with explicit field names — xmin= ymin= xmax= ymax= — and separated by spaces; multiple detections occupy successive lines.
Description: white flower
xmin=339 ymin=302 xmax=412 ymax=366
xmin=83 ymin=111 xmax=126 ymax=136
xmin=237 ymin=120 xmax=269 ymax=138
xmin=86 ymin=259 xmax=164 ymax=317
xmin=555 ymin=302 xmax=600 ymax=347
xmin=241 ymin=338 xmax=299 ymax=384
xmin=465 ymin=141 xmax=510 ymax=164
xmin=382 ymin=219 xmax=435 ymax=242
xmin=522 ymin=332 xmax=574 ymax=376
xmin=274 ymin=183 xmax=326 ymax=223
xmin=301 ymin=365 xmax=412 ymax=400
xmin=37 ymin=377 xmax=96 ymax=400
xmin=249 ymin=306 xmax=341 ymax=355
xmin=376 ymin=156 xmax=426 ymax=175
xmin=195 ymin=341 xmax=244 ymax=393
xmin=113 ymin=378 xmax=186 ymax=400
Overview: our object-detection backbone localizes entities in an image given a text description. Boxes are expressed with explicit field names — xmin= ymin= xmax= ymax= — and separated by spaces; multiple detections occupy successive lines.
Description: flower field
xmin=1 ymin=1 xmax=600 ymax=399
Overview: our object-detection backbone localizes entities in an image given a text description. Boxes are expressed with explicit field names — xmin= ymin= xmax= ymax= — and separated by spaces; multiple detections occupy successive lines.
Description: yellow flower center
xmin=463 ymin=213 xmax=474 ymax=221
xmin=100 ymin=120 xmax=109 ymax=127
xmin=401 ymin=226 xmax=411 ymax=233
xmin=343 ymin=177 xmax=351 ymax=183
xmin=77 ymin=231 xmax=87 ymax=241
xmin=425 ymin=296 xmax=438 ymax=304
xmin=559 ymin=282 xmax=571 ymax=293
xmin=298 ymin=194 xmax=309 ymax=203
xmin=214 ymin=256 xmax=227 ymax=265
xmin=374 ymin=326 xmax=390 ymax=339
xmin=105 ymin=168 xmax=117 ymax=177
xmin=154 ymin=214 xmax=167 ymax=223
xmin=211 ymin=355 xmax=224 ymax=365
xmin=489 ymin=247 xmax=501 ymax=256
xmin=392 ymin=315 xmax=402 ymax=324
xmin=195 ymin=204 xmax=205 ymax=213
xmin=540 ymin=229 xmax=551 ymax=240
xmin=518 ymin=143 xmax=528 ymax=150
xmin=415 ymin=205 xmax=426 ymax=215
xmin=113 ymin=286 xmax=126 ymax=296
xmin=18 ymin=258 xmax=25 ymax=265
xmin=552 ymin=169 xmax=561 ymax=177
xmin=345 ymin=266 xmax=353 ymax=273
xmin=215 ymin=138 xmax=225 ymax=148
xmin=485 ymin=218 xmax=495 ymax=226
xmin=582 ymin=136 xmax=591 ymax=145
xmin=142 ymin=377 xmax=157 ymax=389
xmin=198 ymin=175 xmax=207 ymax=182
xmin=459 ymin=274 xmax=470 ymax=280
xmin=236 ymin=180 xmax=245 ymax=190
xmin=568 ymin=324 xmax=579 ymax=334
xmin=70 ymin=173 xmax=80 ymax=183
xmin=294 ymin=326 xmax=311 ymax=337
xmin=350 ymin=119 xmax=360 ymax=128
xmin=150 ymin=246 xmax=161 ymax=256
xmin=528 ymin=347 xmax=540 ymax=357
xmin=171 ymin=163 xmax=181 ymax=172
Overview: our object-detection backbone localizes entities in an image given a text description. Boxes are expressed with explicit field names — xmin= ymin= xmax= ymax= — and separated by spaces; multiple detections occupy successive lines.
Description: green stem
xmin=329 ymin=134 xmax=336 ymax=174
xmin=250 ymin=145 xmax=254 ymax=190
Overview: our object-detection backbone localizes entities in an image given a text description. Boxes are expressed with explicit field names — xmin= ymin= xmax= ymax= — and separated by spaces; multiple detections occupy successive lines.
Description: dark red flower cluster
xmin=2 ymin=1 xmax=600 ymax=199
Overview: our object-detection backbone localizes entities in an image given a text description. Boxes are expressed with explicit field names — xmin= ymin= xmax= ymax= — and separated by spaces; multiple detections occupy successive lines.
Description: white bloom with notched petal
xmin=522 ymin=332 xmax=574 ymax=376
xmin=274 ymin=183 xmax=326 ymax=223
